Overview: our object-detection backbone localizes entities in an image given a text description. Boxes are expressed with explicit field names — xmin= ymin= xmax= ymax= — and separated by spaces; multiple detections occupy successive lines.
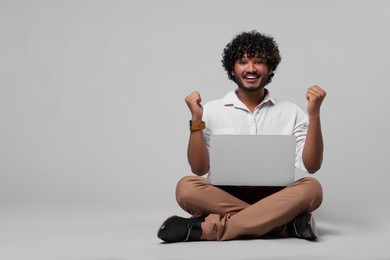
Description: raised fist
xmin=306 ymin=85 xmax=326 ymax=116
xmin=185 ymin=91 xmax=203 ymax=122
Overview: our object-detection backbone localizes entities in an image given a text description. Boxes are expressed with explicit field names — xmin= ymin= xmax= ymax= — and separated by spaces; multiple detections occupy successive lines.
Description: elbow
xmin=303 ymin=155 xmax=323 ymax=174
xmin=306 ymin=166 xmax=321 ymax=174
xmin=305 ymin=163 xmax=322 ymax=174
xmin=191 ymin=165 xmax=209 ymax=176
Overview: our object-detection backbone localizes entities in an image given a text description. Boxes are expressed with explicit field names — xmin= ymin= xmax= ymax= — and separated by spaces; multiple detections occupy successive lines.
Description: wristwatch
xmin=189 ymin=120 xmax=205 ymax=131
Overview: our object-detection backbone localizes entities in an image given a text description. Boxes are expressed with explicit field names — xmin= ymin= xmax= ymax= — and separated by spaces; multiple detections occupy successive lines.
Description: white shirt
xmin=202 ymin=89 xmax=309 ymax=173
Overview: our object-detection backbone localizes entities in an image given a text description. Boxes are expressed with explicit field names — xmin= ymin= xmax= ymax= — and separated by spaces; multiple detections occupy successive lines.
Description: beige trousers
xmin=176 ymin=176 xmax=323 ymax=241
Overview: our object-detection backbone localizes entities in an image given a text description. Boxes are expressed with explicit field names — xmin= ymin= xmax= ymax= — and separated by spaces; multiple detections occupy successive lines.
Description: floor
xmin=1 ymin=204 xmax=389 ymax=260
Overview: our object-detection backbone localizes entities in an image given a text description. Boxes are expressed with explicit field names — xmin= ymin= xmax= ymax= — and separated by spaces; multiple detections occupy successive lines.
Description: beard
xmin=234 ymin=73 xmax=269 ymax=92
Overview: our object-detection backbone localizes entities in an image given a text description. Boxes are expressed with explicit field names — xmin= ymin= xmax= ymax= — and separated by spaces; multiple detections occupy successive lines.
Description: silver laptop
xmin=209 ymin=135 xmax=296 ymax=186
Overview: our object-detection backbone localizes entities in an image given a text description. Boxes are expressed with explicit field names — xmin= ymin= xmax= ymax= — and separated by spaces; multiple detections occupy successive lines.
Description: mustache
xmin=242 ymin=72 xmax=261 ymax=78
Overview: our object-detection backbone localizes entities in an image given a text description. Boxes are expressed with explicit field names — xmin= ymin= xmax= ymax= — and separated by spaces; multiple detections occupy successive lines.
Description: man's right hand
xmin=185 ymin=91 xmax=209 ymax=175
xmin=185 ymin=91 xmax=203 ymax=122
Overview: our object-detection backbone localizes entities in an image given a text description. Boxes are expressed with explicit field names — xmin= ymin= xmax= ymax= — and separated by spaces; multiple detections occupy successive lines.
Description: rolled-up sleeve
xmin=202 ymin=107 xmax=211 ymax=153
xmin=294 ymin=110 xmax=309 ymax=173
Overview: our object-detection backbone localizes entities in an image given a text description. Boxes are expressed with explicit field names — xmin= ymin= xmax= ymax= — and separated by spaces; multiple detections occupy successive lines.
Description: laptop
xmin=208 ymin=135 xmax=296 ymax=186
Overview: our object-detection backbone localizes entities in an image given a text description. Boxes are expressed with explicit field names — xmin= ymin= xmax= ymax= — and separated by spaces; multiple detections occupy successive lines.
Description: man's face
xmin=231 ymin=54 xmax=272 ymax=92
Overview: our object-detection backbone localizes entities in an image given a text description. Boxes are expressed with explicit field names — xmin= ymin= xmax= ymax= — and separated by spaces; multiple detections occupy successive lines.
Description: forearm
xmin=187 ymin=130 xmax=209 ymax=176
xmin=302 ymin=115 xmax=324 ymax=173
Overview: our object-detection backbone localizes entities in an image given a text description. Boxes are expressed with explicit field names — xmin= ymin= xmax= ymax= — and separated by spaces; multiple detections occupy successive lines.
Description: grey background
xmin=1 ymin=0 xmax=390 ymax=259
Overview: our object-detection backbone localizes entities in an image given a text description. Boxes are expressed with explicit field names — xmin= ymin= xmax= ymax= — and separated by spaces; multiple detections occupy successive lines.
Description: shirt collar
xmin=222 ymin=88 xmax=276 ymax=110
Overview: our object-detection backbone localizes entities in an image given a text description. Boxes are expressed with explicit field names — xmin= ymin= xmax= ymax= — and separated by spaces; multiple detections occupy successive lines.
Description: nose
xmin=247 ymin=61 xmax=255 ymax=72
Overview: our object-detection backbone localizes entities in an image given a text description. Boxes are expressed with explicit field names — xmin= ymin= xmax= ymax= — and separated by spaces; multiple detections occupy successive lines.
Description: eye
xmin=238 ymin=60 xmax=247 ymax=65
xmin=255 ymin=59 xmax=264 ymax=64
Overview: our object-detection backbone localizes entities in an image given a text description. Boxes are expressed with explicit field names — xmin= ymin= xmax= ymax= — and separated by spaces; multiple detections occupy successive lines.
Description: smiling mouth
xmin=243 ymin=74 xmax=260 ymax=80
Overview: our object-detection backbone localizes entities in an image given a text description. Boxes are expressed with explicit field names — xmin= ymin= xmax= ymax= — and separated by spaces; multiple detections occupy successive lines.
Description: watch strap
xmin=190 ymin=120 xmax=205 ymax=131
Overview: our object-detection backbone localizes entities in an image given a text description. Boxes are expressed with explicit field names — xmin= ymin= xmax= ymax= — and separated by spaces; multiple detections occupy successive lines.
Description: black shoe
xmin=157 ymin=215 xmax=205 ymax=243
xmin=287 ymin=213 xmax=318 ymax=241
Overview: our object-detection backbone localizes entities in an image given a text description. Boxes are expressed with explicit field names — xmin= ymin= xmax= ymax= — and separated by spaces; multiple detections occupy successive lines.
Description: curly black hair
xmin=222 ymin=30 xmax=281 ymax=85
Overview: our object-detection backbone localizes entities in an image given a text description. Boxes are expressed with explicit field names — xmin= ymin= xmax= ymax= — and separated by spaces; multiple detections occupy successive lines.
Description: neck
xmin=236 ymin=88 xmax=267 ymax=112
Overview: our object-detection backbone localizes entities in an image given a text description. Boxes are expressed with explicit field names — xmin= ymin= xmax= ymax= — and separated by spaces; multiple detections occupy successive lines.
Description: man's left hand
xmin=306 ymin=85 xmax=326 ymax=116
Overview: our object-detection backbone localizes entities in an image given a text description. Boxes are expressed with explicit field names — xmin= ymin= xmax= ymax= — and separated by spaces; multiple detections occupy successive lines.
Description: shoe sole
xmin=309 ymin=214 xmax=318 ymax=240
xmin=305 ymin=213 xmax=318 ymax=241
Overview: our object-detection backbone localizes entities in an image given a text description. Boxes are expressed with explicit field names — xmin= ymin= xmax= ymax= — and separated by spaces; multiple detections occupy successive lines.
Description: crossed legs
xmin=176 ymin=175 xmax=323 ymax=241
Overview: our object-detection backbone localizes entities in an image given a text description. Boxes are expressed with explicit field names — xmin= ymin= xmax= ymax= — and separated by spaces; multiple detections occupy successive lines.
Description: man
xmin=157 ymin=30 xmax=326 ymax=242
